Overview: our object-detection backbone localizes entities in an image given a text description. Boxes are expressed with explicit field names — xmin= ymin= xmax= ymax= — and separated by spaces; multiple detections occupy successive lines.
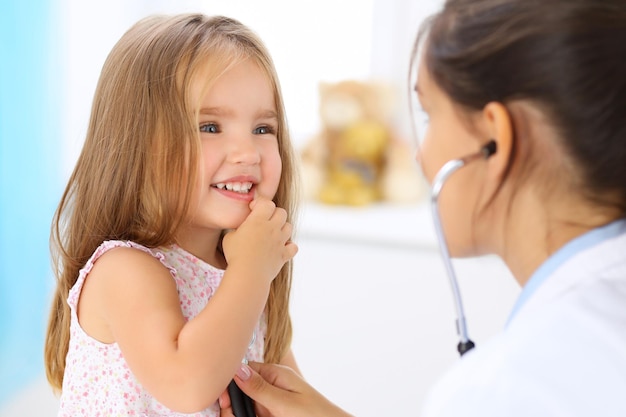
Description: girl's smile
xmin=211 ymin=175 xmax=258 ymax=202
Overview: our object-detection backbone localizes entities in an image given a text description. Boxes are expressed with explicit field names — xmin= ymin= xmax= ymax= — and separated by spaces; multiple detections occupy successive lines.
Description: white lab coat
xmin=421 ymin=224 xmax=626 ymax=416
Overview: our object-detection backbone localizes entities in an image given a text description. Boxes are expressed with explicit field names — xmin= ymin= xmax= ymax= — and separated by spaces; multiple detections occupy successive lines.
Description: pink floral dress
xmin=58 ymin=240 xmax=265 ymax=417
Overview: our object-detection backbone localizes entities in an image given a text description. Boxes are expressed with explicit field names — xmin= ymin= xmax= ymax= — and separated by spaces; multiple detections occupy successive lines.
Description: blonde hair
xmin=44 ymin=13 xmax=299 ymax=391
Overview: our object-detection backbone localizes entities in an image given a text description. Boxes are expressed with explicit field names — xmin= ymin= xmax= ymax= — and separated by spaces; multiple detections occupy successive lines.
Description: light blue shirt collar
xmin=506 ymin=218 xmax=626 ymax=326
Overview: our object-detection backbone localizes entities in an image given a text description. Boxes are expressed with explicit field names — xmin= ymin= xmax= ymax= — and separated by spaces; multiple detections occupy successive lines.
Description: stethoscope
xmin=228 ymin=330 xmax=257 ymax=417
xmin=430 ymin=139 xmax=497 ymax=356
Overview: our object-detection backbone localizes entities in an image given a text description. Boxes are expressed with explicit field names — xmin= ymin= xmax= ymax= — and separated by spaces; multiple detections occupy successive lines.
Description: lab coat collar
xmin=506 ymin=218 xmax=626 ymax=326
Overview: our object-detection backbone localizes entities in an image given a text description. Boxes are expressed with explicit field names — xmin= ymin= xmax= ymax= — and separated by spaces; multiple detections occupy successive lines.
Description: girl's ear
xmin=480 ymin=101 xmax=514 ymax=199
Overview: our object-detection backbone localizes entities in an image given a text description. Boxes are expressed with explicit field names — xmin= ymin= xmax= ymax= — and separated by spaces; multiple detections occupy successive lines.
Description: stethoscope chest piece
xmin=228 ymin=331 xmax=257 ymax=416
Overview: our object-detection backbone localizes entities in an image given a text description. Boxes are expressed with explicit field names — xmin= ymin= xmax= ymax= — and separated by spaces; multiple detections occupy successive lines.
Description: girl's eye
xmin=199 ymin=123 xmax=219 ymax=134
xmin=253 ymin=125 xmax=276 ymax=135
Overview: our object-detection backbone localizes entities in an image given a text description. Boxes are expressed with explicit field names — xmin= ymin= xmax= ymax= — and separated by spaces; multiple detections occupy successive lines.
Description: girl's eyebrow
xmin=198 ymin=107 xmax=277 ymax=120
xmin=199 ymin=107 xmax=233 ymax=116
xmin=257 ymin=109 xmax=278 ymax=120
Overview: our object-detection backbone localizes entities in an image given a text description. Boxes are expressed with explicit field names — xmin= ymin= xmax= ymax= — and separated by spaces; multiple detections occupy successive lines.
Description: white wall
xmin=290 ymin=203 xmax=519 ymax=416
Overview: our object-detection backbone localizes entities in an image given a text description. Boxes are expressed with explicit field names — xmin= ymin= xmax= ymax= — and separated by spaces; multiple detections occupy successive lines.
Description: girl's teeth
xmin=215 ymin=182 xmax=253 ymax=193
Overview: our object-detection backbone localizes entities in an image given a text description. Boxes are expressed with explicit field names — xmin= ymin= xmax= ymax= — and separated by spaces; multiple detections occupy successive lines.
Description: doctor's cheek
xmin=414 ymin=149 xmax=437 ymax=187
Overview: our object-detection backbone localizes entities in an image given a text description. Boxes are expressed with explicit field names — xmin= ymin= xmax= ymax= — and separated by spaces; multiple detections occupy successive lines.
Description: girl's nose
xmin=227 ymin=134 xmax=261 ymax=165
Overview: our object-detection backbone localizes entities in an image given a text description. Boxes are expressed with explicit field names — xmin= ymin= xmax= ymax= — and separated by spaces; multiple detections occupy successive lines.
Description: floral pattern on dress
xmin=58 ymin=240 xmax=265 ymax=416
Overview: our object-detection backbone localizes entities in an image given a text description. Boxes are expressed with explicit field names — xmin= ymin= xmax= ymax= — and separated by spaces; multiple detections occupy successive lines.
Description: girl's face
xmin=415 ymin=57 xmax=489 ymax=257
xmin=184 ymin=58 xmax=282 ymax=239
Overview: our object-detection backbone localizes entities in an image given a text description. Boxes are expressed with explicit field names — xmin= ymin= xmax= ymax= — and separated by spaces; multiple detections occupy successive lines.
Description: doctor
xmin=220 ymin=0 xmax=626 ymax=415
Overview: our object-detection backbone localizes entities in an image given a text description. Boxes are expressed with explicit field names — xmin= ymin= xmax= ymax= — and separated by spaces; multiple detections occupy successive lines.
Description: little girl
xmin=44 ymin=13 xmax=300 ymax=416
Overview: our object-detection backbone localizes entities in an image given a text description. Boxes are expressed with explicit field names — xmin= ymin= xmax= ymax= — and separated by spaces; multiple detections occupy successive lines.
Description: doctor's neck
xmin=492 ymin=133 xmax=621 ymax=287
xmin=498 ymin=188 xmax=621 ymax=287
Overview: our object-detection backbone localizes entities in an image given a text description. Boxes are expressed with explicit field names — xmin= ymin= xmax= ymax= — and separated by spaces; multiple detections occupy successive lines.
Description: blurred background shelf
xmin=297 ymin=201 xmax=438 ymax=250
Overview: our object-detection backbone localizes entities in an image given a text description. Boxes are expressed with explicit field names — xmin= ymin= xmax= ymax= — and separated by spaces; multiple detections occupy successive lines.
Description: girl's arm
xmin=80 ymin=199 xmax=297 ymax=413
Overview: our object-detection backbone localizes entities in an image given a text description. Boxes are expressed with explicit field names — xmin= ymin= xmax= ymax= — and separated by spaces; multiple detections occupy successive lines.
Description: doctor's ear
xmin=481 ymin=101 xmax=514 ymax=184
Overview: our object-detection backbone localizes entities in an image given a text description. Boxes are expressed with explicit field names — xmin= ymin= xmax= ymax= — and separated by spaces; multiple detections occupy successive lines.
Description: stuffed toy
xmin=299 ymin=79 xmax=425 ymax=206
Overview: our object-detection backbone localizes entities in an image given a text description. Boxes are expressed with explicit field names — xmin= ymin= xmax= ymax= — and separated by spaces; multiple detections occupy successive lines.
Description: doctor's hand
xmin=218 ymin=362 xmax=353 ymax=417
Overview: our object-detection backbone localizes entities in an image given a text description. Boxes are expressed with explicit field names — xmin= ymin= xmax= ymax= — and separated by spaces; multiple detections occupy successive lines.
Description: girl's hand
xmin=218 ymin=362 xmax=353 ymax=417
xmin=222 ymin=197 xmax=298 ymax=284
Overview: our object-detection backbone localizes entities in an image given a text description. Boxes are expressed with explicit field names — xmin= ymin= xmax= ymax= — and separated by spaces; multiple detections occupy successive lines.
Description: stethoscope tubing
xmin=430 ymin=159 xmax=474 ymax=350
xmin=428 ymin=141 xmax=496 ymax=356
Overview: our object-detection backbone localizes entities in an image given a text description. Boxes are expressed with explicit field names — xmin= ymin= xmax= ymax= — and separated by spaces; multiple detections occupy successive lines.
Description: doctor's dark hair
xmin=412 ymin=0 xmax=626 ymax=212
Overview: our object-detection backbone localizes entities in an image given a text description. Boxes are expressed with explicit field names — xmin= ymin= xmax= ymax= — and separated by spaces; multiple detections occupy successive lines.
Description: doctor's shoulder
xmin=420 ymin=292 xmax=626 ymax=417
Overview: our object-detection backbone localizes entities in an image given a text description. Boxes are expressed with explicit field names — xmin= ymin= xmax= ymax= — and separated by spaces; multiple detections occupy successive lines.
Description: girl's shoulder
xmin=68 ymin=240 xmax=177 ymax=307
xmin=84 ymin=240 xmax=180 ymax=286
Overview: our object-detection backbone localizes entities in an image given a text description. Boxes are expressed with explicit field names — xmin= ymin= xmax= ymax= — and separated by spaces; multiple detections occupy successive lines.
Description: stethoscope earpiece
xmin=481 ymin=140 xmax=497 ymax=159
